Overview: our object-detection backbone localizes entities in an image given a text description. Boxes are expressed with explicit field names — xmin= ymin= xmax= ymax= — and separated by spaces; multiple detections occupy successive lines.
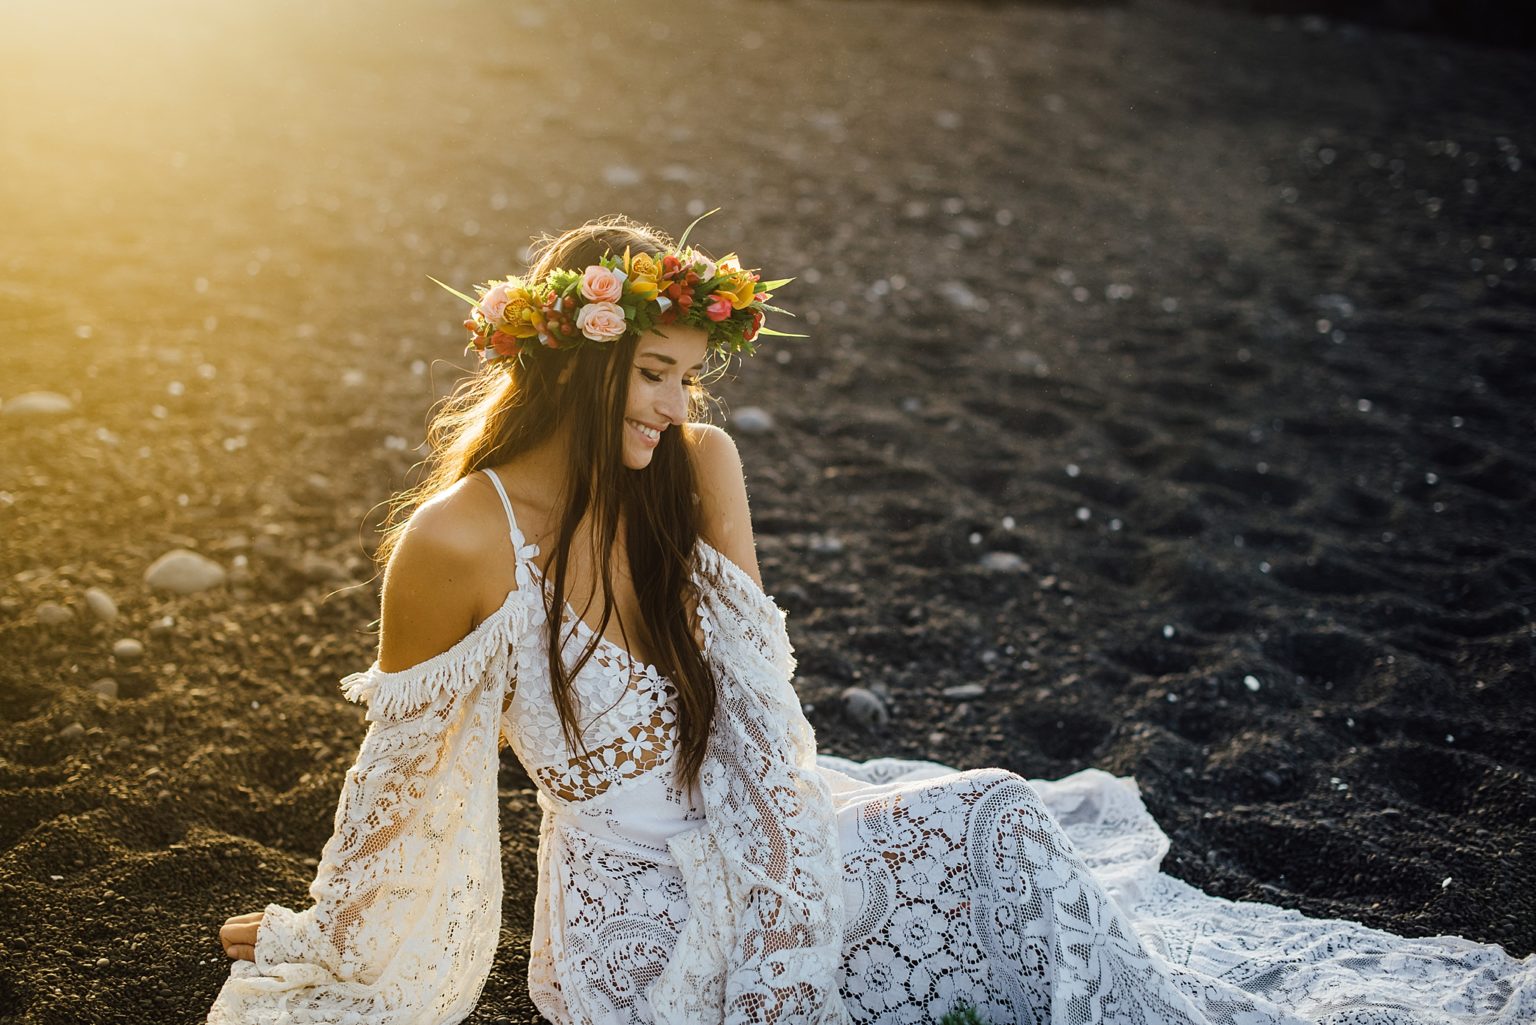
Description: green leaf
xmin=427 ymin=274 xmax=478 ymax=306
xmin=755 ymin=301 xmax=795 ymax=315
xmin=677 ymin=207 xmax=721 ymax=250
xmin=755 ymin=326 xmax=809 ymax=339
xmin=756 ymin=276 xmax=796 ymax=290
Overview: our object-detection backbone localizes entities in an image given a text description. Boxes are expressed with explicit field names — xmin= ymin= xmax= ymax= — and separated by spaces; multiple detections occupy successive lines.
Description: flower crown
xmin=431 ymin=209 xmax=805 ymax=370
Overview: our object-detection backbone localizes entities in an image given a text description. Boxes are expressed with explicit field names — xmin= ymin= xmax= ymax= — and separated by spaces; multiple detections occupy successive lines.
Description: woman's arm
xmin=687 ymin=422 xmax=763 ymax=589
xmin=219 ymin=497 xmax=491 ymax=960
xmin=209 ymin=491 xmax=516 ymax=1023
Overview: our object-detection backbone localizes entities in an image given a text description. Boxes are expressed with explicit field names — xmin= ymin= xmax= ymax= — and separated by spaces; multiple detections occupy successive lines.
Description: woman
xmin=208 ymin=213 xmax=1534 ymax=1025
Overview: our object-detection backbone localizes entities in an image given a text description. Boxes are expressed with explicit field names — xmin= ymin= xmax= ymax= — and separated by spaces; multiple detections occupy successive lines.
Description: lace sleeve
xmin=206 ymin=599 xmax=525 ymax=1025
xmin=650 ymin=545 xmax=851 ymax=1025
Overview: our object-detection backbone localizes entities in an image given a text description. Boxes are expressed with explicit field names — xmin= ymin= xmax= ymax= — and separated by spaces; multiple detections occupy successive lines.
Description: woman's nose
xmin=657 ymin=381 xmax=687 ymax=423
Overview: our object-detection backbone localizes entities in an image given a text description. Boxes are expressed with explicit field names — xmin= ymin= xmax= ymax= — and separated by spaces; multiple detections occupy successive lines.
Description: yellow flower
xmin=503 ymin=289 xmax=545 ymax=339
xmin=627 ymin=251 xmax=663 ymax=301
xmin=723 ymin=271 xmax=756 ymax=310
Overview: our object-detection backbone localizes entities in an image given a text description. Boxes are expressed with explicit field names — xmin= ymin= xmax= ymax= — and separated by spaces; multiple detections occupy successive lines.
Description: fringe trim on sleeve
xmin=338 ymin=587 xmax=531 ymax=722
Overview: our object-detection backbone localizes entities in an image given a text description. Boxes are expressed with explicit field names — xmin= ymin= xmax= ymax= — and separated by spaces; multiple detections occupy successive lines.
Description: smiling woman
xmin=206 ymin=212 xmax=1536 ymax=1025
xmin=623 ymin=331 xmax=709 ymax=471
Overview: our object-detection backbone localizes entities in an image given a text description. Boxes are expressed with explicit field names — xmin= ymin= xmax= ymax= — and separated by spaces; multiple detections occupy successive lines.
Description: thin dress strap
xmin=481 ymin=468 xmax=527 ymax=547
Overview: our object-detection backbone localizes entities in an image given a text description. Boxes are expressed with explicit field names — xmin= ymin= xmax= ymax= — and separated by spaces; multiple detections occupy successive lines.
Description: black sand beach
xmin=1 ymin=1 xmax=1532 ymax=1021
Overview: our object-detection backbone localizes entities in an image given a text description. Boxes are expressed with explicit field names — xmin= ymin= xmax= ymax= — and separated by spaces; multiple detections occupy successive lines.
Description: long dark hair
xmin=375 ymin=214 xmax=720 ymax=790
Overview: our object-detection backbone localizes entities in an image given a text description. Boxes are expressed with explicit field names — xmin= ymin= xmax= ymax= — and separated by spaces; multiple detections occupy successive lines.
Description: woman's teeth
xmin=628 ymin=419 xmax=660 ymax=440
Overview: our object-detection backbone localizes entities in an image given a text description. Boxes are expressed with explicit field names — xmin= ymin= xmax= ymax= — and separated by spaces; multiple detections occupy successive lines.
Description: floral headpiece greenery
xmin=431 ymin=208 xmax=804 ymax=370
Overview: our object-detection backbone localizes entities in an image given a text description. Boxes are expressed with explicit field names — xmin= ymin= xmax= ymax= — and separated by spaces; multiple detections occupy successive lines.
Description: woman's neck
xmin=512 ymin=419 xmax=578 ymax=500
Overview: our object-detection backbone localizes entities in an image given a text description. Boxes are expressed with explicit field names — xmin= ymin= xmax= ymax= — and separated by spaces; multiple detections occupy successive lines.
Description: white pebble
xmin=36 ymin=602 xmax=74 ymax=626
xmin=1162 ymin=624 xmax=1175 ymax=638
xmin=84 ymin=587 xmax=118 ymax=623
xmin=979 ymin=551 xmax=1026 ymax=572
xmin=942 ymin=683 xmax=986 ymax=700
xmin=88 ymin=678 xmax=119 ymax=699
xmin=808 ymin=533 xmax=844 ymax=555
xmin=2 ymin=391 xmax=74 ymax=417
xmin=1243 ymin=675 xmax=1262 ymax=692
xmin=144 ymin=549 xmax=227 ymax=594
xmin=113 ymin=638 xmax=145 ymax=661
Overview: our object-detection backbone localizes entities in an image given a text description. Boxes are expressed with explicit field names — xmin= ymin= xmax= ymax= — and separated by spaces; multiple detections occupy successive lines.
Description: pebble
xmin=83 ymin=587 xmax=118 ymax=623
xmin=840 ymin=686 xmax=889 ymax=728
xmin=1243 ymin=675 xmax=1262 ymax=692
xmin=112 ymin=638 xmax=145 ymax=661
xmin=144 ymin=549 xmax=227 ymax=594
xmin=298 ymin=552 xmax=346 ymax=582
xmin=730 ymin=406 xmax=775 ymax=434
xmin=1 ymin=391 xmax=74 ymax=417
xmin=979 ymin=551 xmax=1027 ymax=572
xmin=808 ymin=533 xmax=844 ymax=555
xmin=88 ymin=678 xmax=119 ymax=699
xmin=1260 ymin=770 xmax=1283 ymax=790
xmin=942 ymin=683 xmax=986 ymax=700
xmin=58 ymin=722 xmax=86 ymax=740
xmin=148 ymin=615 xmax=176 ymax=638
xmin=37 ymin=601 xmax=74 ymax=626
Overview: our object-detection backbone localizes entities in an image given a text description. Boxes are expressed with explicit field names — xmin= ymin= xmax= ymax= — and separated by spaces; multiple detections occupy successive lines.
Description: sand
xmin=0 ymin=0 xmax=1532 ymax=1021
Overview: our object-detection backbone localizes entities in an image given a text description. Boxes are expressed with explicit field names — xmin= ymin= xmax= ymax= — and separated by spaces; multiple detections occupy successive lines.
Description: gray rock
xmin=144 ymin=549 xmax=226 ymax=594
xmin=808 ymin=533 xmax=844 ymax=555
xmin=112 ymin=638 xmax=144 ymax=661
xmin=942 ymin=683 xmax=986 ymax=700
xmin=88 ymin=678 xmax=119 ymax=699
xmin=979 ymin=551 xmax=1027 ymax=572
xmin=840 ymin=686 xmax=889 ymax=729
xmin=730 ymin=406 xmax=776 ymax=434
xmin=298 ymin=552 xmax=346 ymax=582
xmin=83 ymin=587 xmax=118 ymax=623
xmin=36 ymin=601 xmax=74 ymax=626
xmin=2 ymin=391 xmax=74 ymax=417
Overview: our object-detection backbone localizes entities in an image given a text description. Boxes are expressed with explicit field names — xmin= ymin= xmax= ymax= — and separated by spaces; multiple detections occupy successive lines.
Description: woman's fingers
xmin=220 ymin=911 xmax=264 ymax=961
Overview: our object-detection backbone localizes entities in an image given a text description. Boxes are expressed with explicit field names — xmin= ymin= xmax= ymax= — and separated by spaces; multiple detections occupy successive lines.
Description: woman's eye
xmin=640 ymin=369 xmax=698 ymax=386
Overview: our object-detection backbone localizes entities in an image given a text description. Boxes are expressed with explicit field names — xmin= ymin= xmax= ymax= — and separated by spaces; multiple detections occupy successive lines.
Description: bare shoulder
xmin=377 ymin=473 xmax=513 ymax=672
xmin=684 ymin=422 xmax=762 ymax=588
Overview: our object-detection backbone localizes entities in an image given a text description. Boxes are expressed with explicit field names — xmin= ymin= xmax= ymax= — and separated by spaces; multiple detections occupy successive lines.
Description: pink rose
xmin=580 ymin=265 xmax=626 ymax=303
xmin=575 ymin=300 xmax=628 ymax=342
xmin=477 ymin=282 xmax=512 ymax=322
xmin=705 ymin=294 xmax=734 ymax=322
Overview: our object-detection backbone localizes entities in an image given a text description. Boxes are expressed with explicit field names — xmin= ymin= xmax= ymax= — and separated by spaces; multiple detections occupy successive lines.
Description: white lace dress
xmin=207 ymin=468 xmax=1536 ymax=1025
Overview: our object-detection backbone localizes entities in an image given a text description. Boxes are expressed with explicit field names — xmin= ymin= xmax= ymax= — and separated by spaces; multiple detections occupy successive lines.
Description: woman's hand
xmin=219 ymin=911 xmax=264 ymax=962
